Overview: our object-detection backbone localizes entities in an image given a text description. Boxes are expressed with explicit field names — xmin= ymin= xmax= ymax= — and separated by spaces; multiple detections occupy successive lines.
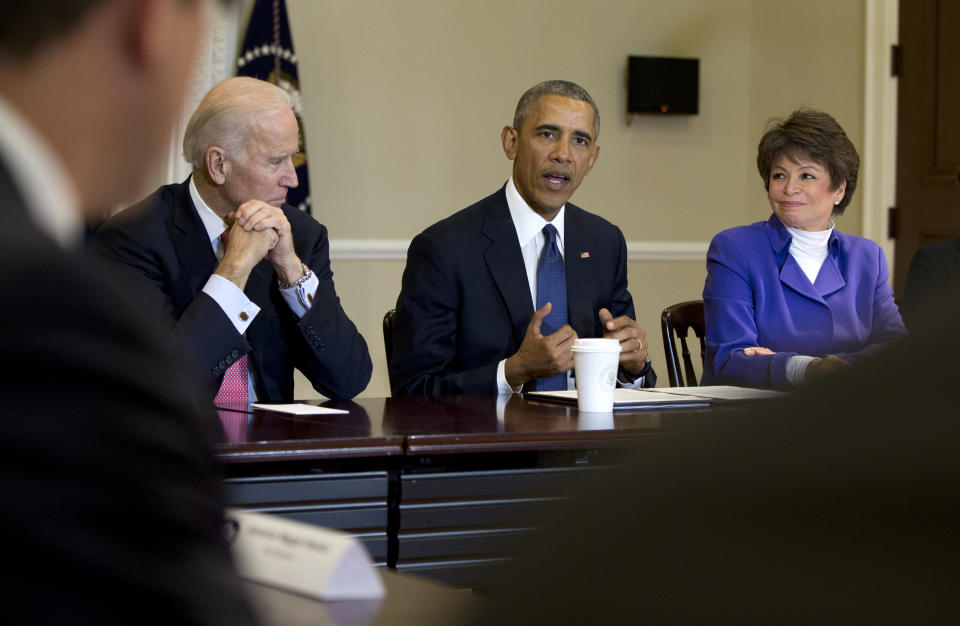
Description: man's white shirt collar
xmin=189 ymin=176 xmax=230 ymax=254
xmin=505 ymin=177 xmax=565 ymax=253
xmin=0 ymin=95 xmax=81 ymax=249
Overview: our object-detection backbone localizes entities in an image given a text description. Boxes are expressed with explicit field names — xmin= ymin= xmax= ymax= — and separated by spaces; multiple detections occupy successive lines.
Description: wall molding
xmin=625 ymin=241 xmax=708 ymax=262
xmin=329 ymin=239 xmax=411 ymax=260
xmin=862 ymin=0 xmax=898 ymax=277
xmin=329 ymin=239 xmax=709 ymax=262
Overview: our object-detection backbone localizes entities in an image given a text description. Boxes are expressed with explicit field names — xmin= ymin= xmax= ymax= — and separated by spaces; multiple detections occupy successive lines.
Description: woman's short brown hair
xmin=757 ymin=108 xmax=860 ymax=214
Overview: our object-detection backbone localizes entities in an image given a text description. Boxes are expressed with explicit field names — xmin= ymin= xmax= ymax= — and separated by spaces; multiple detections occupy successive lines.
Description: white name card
xmin=224 ymin=508 xmax=385 ymax=600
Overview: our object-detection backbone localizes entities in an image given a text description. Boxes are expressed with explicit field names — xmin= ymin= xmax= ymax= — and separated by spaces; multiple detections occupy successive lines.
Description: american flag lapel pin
xmin=580 ymin=251 xmax=590 ymax=259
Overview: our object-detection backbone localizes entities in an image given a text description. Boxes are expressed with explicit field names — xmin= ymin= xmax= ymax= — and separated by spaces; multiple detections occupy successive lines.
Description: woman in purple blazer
xmin=702 ymin=109 xmax=906 ymax=389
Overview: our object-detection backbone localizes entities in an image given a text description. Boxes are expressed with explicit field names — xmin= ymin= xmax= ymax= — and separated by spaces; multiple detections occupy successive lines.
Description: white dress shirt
xmin=0 ymin=95 xmax=81 ymax=249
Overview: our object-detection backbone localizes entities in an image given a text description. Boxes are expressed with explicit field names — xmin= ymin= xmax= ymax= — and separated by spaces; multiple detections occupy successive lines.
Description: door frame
xmin=861 ymin=0 xmax=899 ymax=284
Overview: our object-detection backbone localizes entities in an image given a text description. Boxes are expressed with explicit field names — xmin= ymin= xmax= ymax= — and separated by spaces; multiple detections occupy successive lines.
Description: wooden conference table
xmin=215 ymin=394 xmax=735 ymax=587
xmin=246 ymin=568 xmax=477 ymax=626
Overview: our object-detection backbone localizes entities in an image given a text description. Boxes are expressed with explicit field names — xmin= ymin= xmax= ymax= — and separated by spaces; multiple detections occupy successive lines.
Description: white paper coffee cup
xmin=572 ymin=338 xmax=621 ymax=412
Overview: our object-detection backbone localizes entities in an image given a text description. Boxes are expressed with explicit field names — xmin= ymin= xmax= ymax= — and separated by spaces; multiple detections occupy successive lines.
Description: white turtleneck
xmin=785 ymin=222 xmax=833 ymax=284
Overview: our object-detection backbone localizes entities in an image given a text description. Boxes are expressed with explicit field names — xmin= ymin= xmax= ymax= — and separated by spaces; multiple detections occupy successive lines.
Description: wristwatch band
xmin=618 ymin=357 xmax=652 ymax=384
xmin=278 ymin=262 xmax=312 ymax=289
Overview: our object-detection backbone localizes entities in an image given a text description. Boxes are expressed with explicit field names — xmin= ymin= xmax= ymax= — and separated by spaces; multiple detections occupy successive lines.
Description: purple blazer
xmin=702 ymin=214 xmax=906 ymax=388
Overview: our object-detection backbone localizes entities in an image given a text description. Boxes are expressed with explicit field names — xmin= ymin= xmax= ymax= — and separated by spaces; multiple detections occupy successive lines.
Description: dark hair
xmin=0 ymin=0 xmax=230 ymax=60
xmin=756 ymin=108 xmax=860 ymax=214
xmin=514 ymin=80 xmax=600 ymax=140
xmin=0 ymin=1 xmax=109 ymax=59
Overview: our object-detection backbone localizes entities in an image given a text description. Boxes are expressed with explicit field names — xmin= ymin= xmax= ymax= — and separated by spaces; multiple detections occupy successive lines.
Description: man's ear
xmin=501 ymin=126 xmax=519 ymax=160
xmin=127 ymin=0 xmax=175 ymax=68
xmin=205 ymin=147 xmax=228 ymax=185
xmin=584 ymin=145 xmax=600 ymax=176
xmin=125 ymin=0 xmax=205 ymax=84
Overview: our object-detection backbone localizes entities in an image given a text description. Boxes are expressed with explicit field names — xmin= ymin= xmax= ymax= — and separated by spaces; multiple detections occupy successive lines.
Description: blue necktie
xmin=536 ymin=224 xmax=568 ymax=391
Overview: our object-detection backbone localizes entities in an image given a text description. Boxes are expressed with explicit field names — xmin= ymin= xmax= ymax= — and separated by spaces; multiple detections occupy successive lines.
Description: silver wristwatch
xmin=278 ymin=262 xmax=312 ymax=289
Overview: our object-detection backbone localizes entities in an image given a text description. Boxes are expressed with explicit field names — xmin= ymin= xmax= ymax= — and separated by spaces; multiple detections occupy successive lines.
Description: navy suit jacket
xmin=902 ymin=235 xmax=960 ymax=331
xmin=95 ymin=178 xmax=372 ymax=402
xmin=702 ymin=214 xmax=906 ymax=388
xmin=390 ymin=185 xmax=655 ymax=396
xmin=0 ymin=164 xmax=255 ymax=623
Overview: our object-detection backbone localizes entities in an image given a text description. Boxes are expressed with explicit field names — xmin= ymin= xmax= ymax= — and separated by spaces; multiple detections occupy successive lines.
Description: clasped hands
xmin=215 ymin=200 xmax=304 ymax=289
xmin=504 ymin=304 xmax=649 ymax=388
xmin=742 ymin=346 xmax=850 ymax=382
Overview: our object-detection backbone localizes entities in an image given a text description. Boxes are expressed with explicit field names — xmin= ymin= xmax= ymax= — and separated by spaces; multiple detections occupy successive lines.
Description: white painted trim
xmin=329 ymin=239 xmax=410 ymax=260
xmin=862 ymin=0 xmax=898 ymax=281
xmin=328 ymin=239 xmax=709 ymax=262
xmin=626 ymin=241 xmax=708 ymax=262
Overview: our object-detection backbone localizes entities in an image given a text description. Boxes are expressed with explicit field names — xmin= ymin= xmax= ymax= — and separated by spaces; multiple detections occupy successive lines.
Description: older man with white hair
xmin=96 ymin=76 xmax=371 ymax=404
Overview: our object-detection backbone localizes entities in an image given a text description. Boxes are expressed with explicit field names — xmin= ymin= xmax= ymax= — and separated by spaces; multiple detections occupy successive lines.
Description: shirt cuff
xmin=202 ymin=274 xmax=260 ymax=334
xmin=617 ymin=374 xmax=647 ymax=390
xmin=786 ymin=355 xmax=817 ymax=385
xmin=279 ymin=271 xmax=319 ymax=319
xmin=496 ymin=359 xmax=523 ymax=394
xmin=617 ymin=359 xmax=650 ymax=389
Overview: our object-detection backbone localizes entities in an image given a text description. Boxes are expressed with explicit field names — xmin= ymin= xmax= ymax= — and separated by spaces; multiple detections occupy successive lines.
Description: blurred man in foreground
xmin=0 ymin=1 xmax=255 ymax=623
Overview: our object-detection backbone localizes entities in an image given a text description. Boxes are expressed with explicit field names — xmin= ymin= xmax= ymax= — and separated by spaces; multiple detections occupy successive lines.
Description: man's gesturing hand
xmin=504 ymin=303 xmax=578 ymax=388
xmin=598 ymin=308 xmax=648 ymax=374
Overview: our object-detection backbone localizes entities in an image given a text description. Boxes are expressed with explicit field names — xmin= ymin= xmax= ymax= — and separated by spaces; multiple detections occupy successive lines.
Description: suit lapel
xmin=0 ymin=162 xmax=27 ymax=221
xmin=779 ymin=256 xmax=826 ymax=303
xmin=481 ymin=190 xmax=535 ymax=343
xmin=0 ymin=161 xmax=55 ymax=252
xmin=563 ymin=206 xmax=595 ymax=335
xmin=766 ymin=214 xmax=830 ymax=305
xmin=814 ymin=236 xmax=845 ymax=298
xmin=169 ymin=179 xmax=219 ymax=297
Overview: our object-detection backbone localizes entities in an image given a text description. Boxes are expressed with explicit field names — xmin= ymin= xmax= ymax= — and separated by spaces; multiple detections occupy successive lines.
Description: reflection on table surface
xmin=213 ymin=394 xmax=716 ymax=461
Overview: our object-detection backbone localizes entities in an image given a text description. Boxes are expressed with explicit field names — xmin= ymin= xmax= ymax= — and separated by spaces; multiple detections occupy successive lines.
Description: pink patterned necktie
xmin=214 ymin=228 xmax=249 ymax=404
xmin=215 ymin=354 xmax=249 ymax=404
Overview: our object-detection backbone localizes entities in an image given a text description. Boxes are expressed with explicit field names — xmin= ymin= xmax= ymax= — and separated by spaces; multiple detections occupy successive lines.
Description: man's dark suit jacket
xmin=0 ymin=164 xmax=255 ymax=624
xmin=95 ymin=178 xmax=372 ymax=402
xmin=901 ymin=234 xmax=960 ymax=330
xmin=390 ymin=185 xmax=655 ymax=396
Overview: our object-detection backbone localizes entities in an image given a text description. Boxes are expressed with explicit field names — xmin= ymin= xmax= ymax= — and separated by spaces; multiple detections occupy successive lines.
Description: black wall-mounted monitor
xmin=627 ymin=55 xmax=699 ymax=115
